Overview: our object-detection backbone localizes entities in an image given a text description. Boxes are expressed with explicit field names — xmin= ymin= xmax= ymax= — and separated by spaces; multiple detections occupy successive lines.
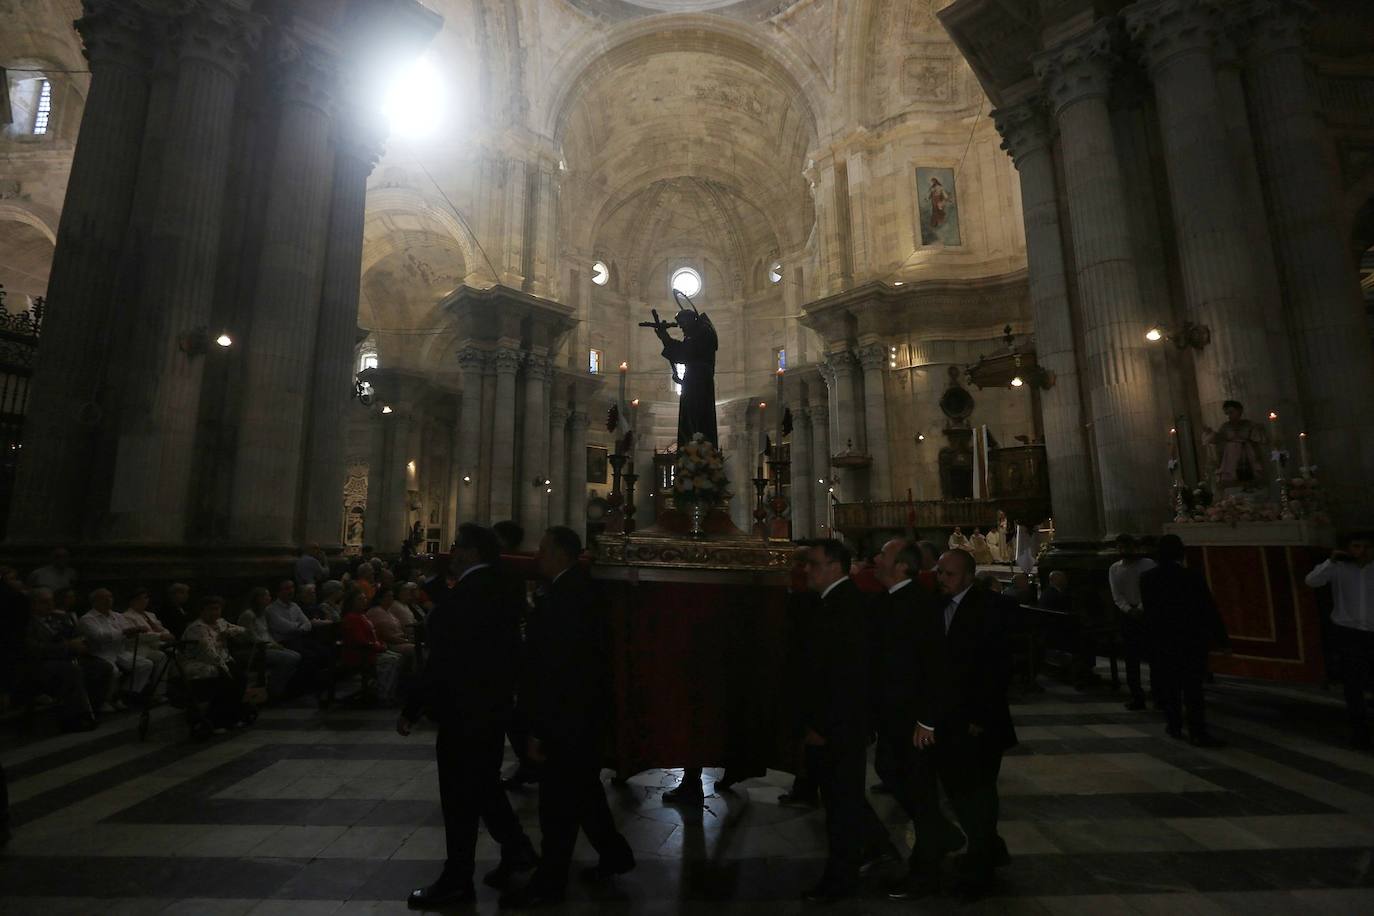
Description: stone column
xmin=455 ymin=347 xmax=485 ymax=526
xmin=857 ymin=343 xmax=892 ymax=500
xmin=301 ymin=112 xmax=385 ymax=548
xmin=1240 ymin=0 xmax=1374 ymax=518
xmin=567 ymin=409 xmax=589 ymax=535
xmin=791 ymin=406 xmax=814 ymax=537
xmin=824 ymin=350 xmax=861 ymax=455
xmin=1036 ymin=26 xmax=1169 ymax=533
xmin=548 ymin=406 xmax=570 ymax=528
xmin=487 ymin=346 xmax=523 ymax=524
xmin=1125 ymin=0 xmax=1287 ymax=424
xmin=520 ymin=354 xmax=552 ymax=535
xmin=9 ymin=1 xmax=153 ymax=542
xmin=993 ymin=99 xmax=1098 ymax=538
xmin=105 ymin=2 xmax=260 ymax=543
xmin=721 ymin=401 xmax=751 ymax=532
xmin=811 ymin=402 xmax=831 ymax=534
xmin=229 ymin=36 xmax=338 ymax=544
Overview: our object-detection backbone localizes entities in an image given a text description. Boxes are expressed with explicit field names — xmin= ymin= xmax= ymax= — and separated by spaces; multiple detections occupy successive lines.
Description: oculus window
xmin=670 ymin=266 xmax=701 ymax=298
xmin=591 ymin=260 xmax=609 ymax=286
xmin=769 ymin=261 xmax=783 ymax=284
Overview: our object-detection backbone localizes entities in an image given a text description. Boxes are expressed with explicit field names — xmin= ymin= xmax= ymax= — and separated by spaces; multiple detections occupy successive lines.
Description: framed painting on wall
xmin=587 ymin=445 xmax=608 ymax=484
xmin=917 ymin=166 xmax=961 ymax=246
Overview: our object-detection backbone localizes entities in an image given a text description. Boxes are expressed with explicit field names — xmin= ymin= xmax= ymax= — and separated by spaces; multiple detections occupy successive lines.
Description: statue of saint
xmin=644 ymin=292 xmax=718 ymax=447
xmin=1204 ymin=399 xmax=1268 ymax=491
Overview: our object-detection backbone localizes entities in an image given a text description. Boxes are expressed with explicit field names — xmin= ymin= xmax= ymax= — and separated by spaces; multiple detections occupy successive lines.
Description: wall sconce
xmin=178 ymin=327 xmax=232 ymax=356
xmin=1146 ymin=321 xmax=1211 ymax=351
xmin=533 ymin=477 xmax=551 ymax=489
xmin=381 ymin=405 xmax=393 ymax=414
xmin=1010 ymin=376 xmax=1025 ymax=387
xmin=915 ymin=433 xmax=926 ymax=443
xmin=462 ymin=475 xmax=472 ymax=485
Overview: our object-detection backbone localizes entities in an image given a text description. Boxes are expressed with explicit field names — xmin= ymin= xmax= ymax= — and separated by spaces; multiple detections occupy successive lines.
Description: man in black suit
xmin=900 ymin=548 xmax=1017 ymax=898
xmin=796 ymin=538 xmax=888 ymax=901
xmin=399 ymin=524 xmax=537 ymax=908
xmin=1140 ymin=533 xmax=1228 ymax=747
xmin=501 ymin=526 xmax=634 ymax=908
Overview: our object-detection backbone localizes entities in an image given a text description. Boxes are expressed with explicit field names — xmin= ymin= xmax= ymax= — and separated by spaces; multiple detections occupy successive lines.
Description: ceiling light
xmin=215 ymin=332 xmax=233 ymax=348
xmin=1145 ymin=327 xmax=1163 ymax=342
xmin=893 ymin=281 xmax=904 ymax=286
xmin=382 ymin=55 xmax=447 ymax=139
xmin=381 ymin=405 xmax=393 ymax=414
xmin=1011 ymin=376 xmax=1025 ymax=387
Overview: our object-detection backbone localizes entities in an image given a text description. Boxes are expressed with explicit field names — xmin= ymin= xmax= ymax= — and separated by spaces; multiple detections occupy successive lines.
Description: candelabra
xmin=606 ymin=453 xmax=628 ymax=534
xmin=752 ymin=472 xmax=770 ymax=538
xmin=767 ymin=455 xmax=791 ymax=540
xmin=623 ymin=471 xmax=639 ymax=535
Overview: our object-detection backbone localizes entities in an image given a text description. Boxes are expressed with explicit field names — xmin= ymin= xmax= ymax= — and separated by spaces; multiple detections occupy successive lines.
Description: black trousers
xmin=1121 ymin=614 xmax=1152 ymax=700
xmin=911 ymin=738 xmax=1004 ymax=874
xmin=534 ymin=742 xmax=632 ymax=892
xmin=877 ymin=730 xmax=965 ymax=871
xmin=1153 ymin=649 xmax=1208 ymax=737
xmin=435 ymin=721 xmax=528 ymax=883
xmin=1334 ymin=624 xmax=1374 ymax=735
xmin=806 ymin=742 xmax=890 ymax=887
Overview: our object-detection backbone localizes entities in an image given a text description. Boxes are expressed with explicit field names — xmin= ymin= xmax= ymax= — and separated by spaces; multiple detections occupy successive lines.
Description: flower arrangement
xmin=1172 ymin=478 xmax=1329 ymax=526
xmin=673 ymin=433 xmax=730 ymax=504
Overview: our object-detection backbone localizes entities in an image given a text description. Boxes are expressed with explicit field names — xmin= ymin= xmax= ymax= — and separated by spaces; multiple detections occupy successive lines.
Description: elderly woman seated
xmin=123 ymin=587 xmax=177 ymax=651
xmin=313 ymin=580 xmax=345 ymax=624
xmin=366 ymin=586 xmax=415 ymax=658
xmin=341 ymin=589 xmax=400 ymax=701
xmin=79 ymin=588 xmax=160 ymax=709
xmin=183 ymin=596 xmax=253 ymax=731
xmin=24 ymin=587 xmax=110 ymax=731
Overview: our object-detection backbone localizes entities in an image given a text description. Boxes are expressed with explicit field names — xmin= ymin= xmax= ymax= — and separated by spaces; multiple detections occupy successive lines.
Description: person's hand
xmin=527 ymin=737 xmax=546 ymax=764
xmin=395 ymin=714 xmax=413 ymax=737
xmin=803 ymin=728 xmax=827 ymax=747
xmin=913 ymin=725 xmax=935 ymax=749
xmin=968 ymin=723 xmax=985 ymax=737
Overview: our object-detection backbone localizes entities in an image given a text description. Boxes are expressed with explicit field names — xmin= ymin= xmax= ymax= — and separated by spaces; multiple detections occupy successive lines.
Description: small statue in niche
xmin=1204 ymin=400 xmax=1268 ymax=492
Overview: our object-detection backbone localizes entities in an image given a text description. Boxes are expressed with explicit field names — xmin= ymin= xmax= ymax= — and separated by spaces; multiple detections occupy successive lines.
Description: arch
xmin=363 ymin=186 xmax=480 ymax=278
xmin=0 ymin=201 xmax=59 ymax=244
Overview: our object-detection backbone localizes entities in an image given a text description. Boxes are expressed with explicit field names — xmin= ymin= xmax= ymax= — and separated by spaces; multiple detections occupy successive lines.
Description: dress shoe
xmin=1124 ymin=698 xmax=1147 ymax=711
xmin=483 ymin=840 xmax=539 ymax=889
xmin=499 ymin=883 xmax=565 ymax=908
xmin=580 ymin=853 xmax=636 ymax=882
xmin=661 ymin=782 xmax=705 ymax=805
xmin=802 ymin=880 xmax=858 ymax=902
xmin=1189 ymin=733 xmax=1227 ymax=748
xmin=408 ymin=880 xmax=475 ymax=909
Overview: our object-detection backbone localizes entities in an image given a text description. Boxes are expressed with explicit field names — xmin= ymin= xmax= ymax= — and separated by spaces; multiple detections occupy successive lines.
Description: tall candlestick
xmin=630 ymin=397 xmax=640 ymax=433
xmin=618 ymin=361 xmax=628 ymax=411
xmin=775 ymin=368 xmax=784 ymax=459
xmin=1299 ymin=432 xmax=1311 ymax=476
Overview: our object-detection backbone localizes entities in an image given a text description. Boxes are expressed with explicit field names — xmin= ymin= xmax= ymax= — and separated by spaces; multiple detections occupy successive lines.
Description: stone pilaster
xmin=1238 ymin=0 xmax=1374 ymax=519
xmin=302 ymin=109 xmax=385 ymax=547
xmin=791 ymin=406 xmax=814 ymax=537
xmin=520 ymin=354 xmax=553 ymax=536
xmin=857 ymin=343 xmax=892 ymax=500
xmin=568 ymin=409 xmax=589 ymax=535
xmin=993 ymin=99 xmax=1097 ymax=538
xmin=229 ymin=35 xmax=339 ymax=544
xmin=823 ymin=349 xmax=861 ymax=456
xmin=548 ymin=406 xmax=571 ymax=528
xmin=9 ymin=0 xmax=154 ymax=542
xmin=1125 ymin=0 xmax=1289 ymax=428
xmin=488 ymin=346 xmax=523 ymax=523
xmin=106 ymin=0 xmax=262 ymax=543
xmin=1036 ymin=24 xmax=1169 ymax=533
xmin=455 ymin=347 xmax=485 ymax=526
xmin=721 ymin=401 xmax=751 ymax=532
xmin=810 ymin=402 xmax=831 ymax=534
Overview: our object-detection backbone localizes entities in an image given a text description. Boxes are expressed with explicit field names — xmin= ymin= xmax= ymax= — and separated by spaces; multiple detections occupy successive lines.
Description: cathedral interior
xmin=4 ymin=0 xmax=1374 ymax=912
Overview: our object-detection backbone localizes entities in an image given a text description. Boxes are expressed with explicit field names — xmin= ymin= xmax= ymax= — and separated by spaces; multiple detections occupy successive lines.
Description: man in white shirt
xmin=1306 ymin=533 xmax=1374 ymax=748
xmin=265 ymin=580 xmax=331 ymax=688
xmin=294 ymin=544 xmax=328 ymax=590
xmin=26 ymin=547 xmax=76 ymax=592
xmin=1109 ymin=534 xmax=1157 ymax=711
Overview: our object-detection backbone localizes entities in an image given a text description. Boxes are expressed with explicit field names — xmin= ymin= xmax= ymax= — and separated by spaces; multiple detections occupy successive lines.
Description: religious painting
xmin=587 ymin=445 xmax=608 ymax=484
xmin=917 ymin=166 xmax=961 ymax=246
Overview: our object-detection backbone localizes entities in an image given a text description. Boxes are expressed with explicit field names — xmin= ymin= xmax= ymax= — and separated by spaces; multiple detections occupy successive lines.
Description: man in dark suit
xmin=796 ymin=538 xmax=888 ymax=901
xmin=1140 ymin=533 xmax=1228 ymax=747
xmin=501 ymin=526 xmax=634 ymax=908
xmin=398 ymin=524 xmax=537 ymax=908
xmin=899 ymin=548 xmax=1017 ymax=898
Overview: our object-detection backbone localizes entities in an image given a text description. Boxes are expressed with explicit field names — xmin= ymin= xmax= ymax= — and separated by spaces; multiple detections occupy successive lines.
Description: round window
xmin=769 ymin=261 xmax=783 ymax=284
xmin=671 ymin=267 xmax=702 ymax=298
xmin=592 ymin=260 xmax=609 ymax=286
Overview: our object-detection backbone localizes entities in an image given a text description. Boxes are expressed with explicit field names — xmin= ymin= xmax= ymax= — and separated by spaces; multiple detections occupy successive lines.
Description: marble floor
xmin=3 ymin=670 xmax=1374 ymax=915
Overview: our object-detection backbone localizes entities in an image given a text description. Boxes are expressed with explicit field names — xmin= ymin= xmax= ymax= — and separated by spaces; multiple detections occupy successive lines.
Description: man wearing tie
xmin=501 ymin=526 xmax=635 ymax=907
xmin=902 ymin=548 xmax=1016 ymax=898
xmin=398 ymin=524 xmax=538 ymax=908
xmin=796 ymin=538 xmax=888 ymax=901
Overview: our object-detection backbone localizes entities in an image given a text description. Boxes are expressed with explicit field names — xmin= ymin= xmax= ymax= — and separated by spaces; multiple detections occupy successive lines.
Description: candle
xmin=1169 ymin=427 xmax=1178 ymax=461
xmin=630 ymin=398 xmax=640 ymax=432
xmin=1299 ymin=432 xmax=1310 ymax=476
xmin=776 ymin=368 xmax=785 ymax=456
xmin=618 ymin=362 xmax=628 ymax=411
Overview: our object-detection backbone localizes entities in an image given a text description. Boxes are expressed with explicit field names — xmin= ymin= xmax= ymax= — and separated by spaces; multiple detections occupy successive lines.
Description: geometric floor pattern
xmin=4 ymin=672 xmax=1374 ymax=914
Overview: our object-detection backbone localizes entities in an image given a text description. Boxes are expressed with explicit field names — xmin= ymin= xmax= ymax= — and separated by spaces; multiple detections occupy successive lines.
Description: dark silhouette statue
xmin=642 ymin=291 xmax=718 ymax=447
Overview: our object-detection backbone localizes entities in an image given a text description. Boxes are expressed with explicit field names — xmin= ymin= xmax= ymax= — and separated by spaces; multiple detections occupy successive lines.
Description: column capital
xmin=270 ymin=32 xmax=338 ymax=114
xmin=822 ymin=348 xmax=858 ymax=377
xmin=809 ymin=401 xmax=829 ymax=424
xmin=77 ymin=0 xmax=156 ymax=72
xmin=550 ymin=405 xmax=572 ymax=424
xmin=857 ymin=342 xmax=889 ymax=371
xmin=1034 ymin=22 xmax=1120 ymax=116
xmin=457 ymin=346 xmax=488 ymax=374
xmin=1230 ymin=0 xmax=1313 ymax=61
xmin=524 ymin=353 xmax=554 ymax=383
xmin=1124 ymin=0 xmax=1218 ymax=73
xmin=169 ymin=0 xmax=264 ymax=77
xmin=993 ymin=98 xmax=1055 ymax=167
xmin=492 ymin=346 xmax=524 ymax=375
xmin=570 ymin=409 xmax=590 ymax=427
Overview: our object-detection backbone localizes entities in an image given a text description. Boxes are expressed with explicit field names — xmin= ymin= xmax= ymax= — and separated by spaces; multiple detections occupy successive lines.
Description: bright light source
xmin=893 ymin=281 xmax=904 ymax=286
xmin=381 ymin=405 xmax=393 ymax=414
xmin=215 ymin=332 xmax=233 ymax=348
xmin=545 ymin=487 xmax=553 ymax=494
xmin=1267 ymin=411 xmax=1279 ymax=421
xmin=462 ymin=475 xmax=471 ymax=483
xmin=1011 ymin=376 xmax=1025 ymax=387
xmin=1145 ymin=327 xmax=1163 ymax=342
xmin=382 ymin=55 xmax=447 ymax=139
xmin=917 ymin=434 xmax=926 ymax=442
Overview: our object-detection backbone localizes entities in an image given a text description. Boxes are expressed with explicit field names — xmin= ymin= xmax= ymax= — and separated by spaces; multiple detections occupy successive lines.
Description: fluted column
xmin=488 ymin=346 xmax=523 ymax=523
xmin=548 ymin=406 xmax=570 ymax=528
xmin=9 ymin=1 xmax=153 ymax=542
xmin=455 ymin=347 xmax=485 ymax=526
xmin=993 ymin=99 xmax=1097 ymax=538
xmin=811 ymin=402 xmax=831 ymax=534
xmin=520 ymin=354 xmax=552 ymax=535
xmin=568 ymin=409 xmax=589 ymax=534
xmin=1036 ymin=25 xmax=1169 ymax=533
xmin=1125 ymin=0 xmax=1287 ymax=425
xmin=105 ymin=2 xmax=261 ymax=543
xmin=792 ymin=406 xmax=814 ymax=537
xmin=857 ymin=343 xmax=892 ymax=500
xmin=229 ymin=36 xmax=338 ymax=544
xmin=824 ymin=350 xmax=862 ymax=455
xmin=302 ymin=112 xmax=385 ymax=547
xmin=1239 ymin=0 xmax=1374 ymax=519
